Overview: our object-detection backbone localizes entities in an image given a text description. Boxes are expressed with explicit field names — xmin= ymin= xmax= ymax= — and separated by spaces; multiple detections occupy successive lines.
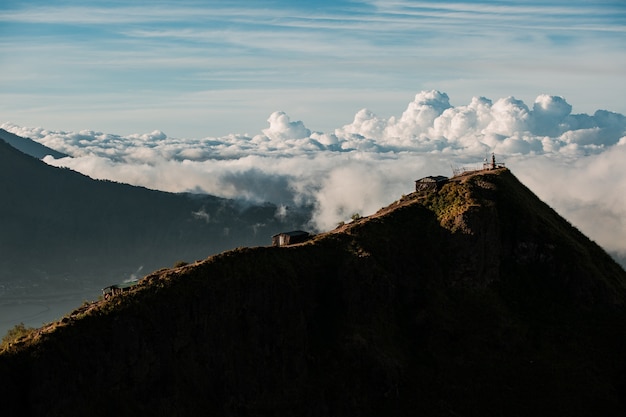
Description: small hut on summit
xmin=272 ymin=230 xmax=310 ymax=247
xmin=415 ymin=175 xmax=448 ymax=192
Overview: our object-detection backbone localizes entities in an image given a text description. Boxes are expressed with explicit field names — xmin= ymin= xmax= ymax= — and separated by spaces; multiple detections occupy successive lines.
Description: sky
xmin=1 ymin=1 xmax=626 ymax=260
xmin=1 ymin=0 xmax=625 ymax=137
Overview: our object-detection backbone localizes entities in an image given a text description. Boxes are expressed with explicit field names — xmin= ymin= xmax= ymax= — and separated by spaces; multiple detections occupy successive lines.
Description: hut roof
xmin=416 ymin=175 xmax=448 ymax=183
xmin=272 ymin=230 xmax=310 ymax=238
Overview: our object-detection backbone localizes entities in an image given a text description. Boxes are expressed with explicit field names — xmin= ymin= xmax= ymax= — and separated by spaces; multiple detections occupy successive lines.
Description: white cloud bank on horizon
xmin=3 ymin=90 xmax=626 ymax=257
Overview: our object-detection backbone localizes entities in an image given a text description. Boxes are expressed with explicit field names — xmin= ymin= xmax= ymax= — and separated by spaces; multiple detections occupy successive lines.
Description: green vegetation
xmin=423 ymin=179 xmax=479 ymax=231
xmin=1 ymin=322 xmax=36 ymax=351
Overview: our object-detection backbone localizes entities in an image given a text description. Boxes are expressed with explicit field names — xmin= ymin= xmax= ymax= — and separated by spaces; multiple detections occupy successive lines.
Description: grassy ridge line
xmin=1 ymin=168 xmax=626 ymax=417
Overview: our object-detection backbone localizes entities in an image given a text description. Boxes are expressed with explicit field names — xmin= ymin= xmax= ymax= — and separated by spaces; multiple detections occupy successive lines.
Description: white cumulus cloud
xmin=3 ymin=90 xmax=626 ymax=260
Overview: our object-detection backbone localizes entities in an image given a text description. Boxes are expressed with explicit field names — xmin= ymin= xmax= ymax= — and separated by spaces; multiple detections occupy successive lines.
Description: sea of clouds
xmin=3 ymin=90 xmax=626 ymax=259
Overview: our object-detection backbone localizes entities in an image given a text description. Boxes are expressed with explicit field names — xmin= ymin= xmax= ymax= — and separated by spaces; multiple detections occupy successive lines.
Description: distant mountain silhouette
xmin=0 ymin=128 xmax=67 ymax=159
xmin=2 ymin=168 xmax=625 ymax=417
xmin=0 ymin=137 xmax=309 ymax=295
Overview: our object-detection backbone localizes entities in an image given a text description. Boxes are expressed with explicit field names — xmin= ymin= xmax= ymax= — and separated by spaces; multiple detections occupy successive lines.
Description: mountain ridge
xmin=0 ymin=136 xmax=309 ymax=333
xmin=0 ymin=136 xmax=308 ymax=278
xmin=0 ymin=128 xmax=68 ymax=159
xmin=2 ymin=167 xmax=625 ymax=416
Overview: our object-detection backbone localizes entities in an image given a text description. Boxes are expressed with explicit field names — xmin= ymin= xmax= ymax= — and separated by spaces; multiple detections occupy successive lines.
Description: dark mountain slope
xmin=1 ymin=168 xmax=625 ymax=417
xmin=0 ymin=138 xmax=308 ymax=285
xmin=0 ymin=128 xmax=67 ymax=159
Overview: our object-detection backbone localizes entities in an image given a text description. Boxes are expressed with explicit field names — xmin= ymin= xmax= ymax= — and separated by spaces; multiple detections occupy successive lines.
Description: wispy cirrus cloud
xmin=1 ymin=1 xmax=624 ymax=139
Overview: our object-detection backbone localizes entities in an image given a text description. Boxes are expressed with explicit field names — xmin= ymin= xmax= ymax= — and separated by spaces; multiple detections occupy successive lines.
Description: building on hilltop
xmin=415 ymin=175 xmax=449 ymax=192
xmin=452 ymin=153 xmax=506 ymax=177
xmin=272 ymin=230 xmax=311 ymax=247
xmin=483 ymin=153 xmax=506 ymax=170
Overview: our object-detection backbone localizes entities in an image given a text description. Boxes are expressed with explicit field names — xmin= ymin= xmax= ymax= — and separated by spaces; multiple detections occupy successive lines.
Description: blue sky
xmin=1 ymin=0 xmax=624 ymax=138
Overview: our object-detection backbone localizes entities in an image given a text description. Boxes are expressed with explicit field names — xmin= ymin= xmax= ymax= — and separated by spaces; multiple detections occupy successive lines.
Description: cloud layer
xmin=3 ymin=90 xmax=626 ymax=258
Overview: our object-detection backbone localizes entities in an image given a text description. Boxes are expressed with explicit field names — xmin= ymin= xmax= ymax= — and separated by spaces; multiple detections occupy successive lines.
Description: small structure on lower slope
xmin=102 ymin=280 xmax=139 ymax=300
xmin=272 ymin=230 xmax=311 ymax=247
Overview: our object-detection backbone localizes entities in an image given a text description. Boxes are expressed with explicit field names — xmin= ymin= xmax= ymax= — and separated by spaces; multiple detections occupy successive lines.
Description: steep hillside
xmin=1 ymin=168 xmax=625 ymax=417
xmin=0 ymin=128 xmax=67 ymax=159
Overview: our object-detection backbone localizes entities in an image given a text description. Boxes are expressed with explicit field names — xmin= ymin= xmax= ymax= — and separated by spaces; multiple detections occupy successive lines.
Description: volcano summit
xmin=1 ymin=168 xmax=625 ymax=417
